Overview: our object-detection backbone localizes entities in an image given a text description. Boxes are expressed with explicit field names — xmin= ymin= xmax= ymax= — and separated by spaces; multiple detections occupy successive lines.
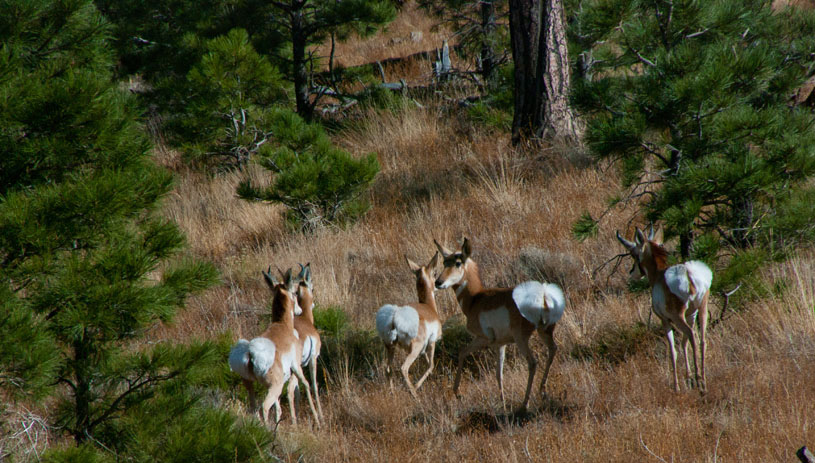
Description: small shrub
xmin=313 ymin=305 xmax=350 ymax=338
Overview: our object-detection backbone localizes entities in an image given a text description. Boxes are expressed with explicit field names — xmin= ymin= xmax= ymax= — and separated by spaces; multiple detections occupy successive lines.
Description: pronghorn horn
xmin=635 ymin=228 xmax=647 ymax=245
xmin=434 ymin=239 xmax=453 ymax=258
xmin=648 ymin=223 xmax=656 ymax=240
xmin=616 ymin=230 xmax=637 ymax=251
xmin=297 ymin=263 xmax=307 ymax=280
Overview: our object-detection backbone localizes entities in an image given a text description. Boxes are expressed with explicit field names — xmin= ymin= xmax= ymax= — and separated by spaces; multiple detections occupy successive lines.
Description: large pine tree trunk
xmin=480 ymin=0 xmax=496 ymax=81
xmin=509 ymin=0 xmax=582 ymax=145
xmin=291 ymin=0 xmax=312 ymax=120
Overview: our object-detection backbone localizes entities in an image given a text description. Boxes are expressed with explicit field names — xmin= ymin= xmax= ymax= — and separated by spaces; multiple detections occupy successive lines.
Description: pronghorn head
xmin=263 ymin=266 xmax=303 ymax=318
xmin=406 ymin=251 xmax=439 ymax=291
xmin=434 ymin=237 xmax=472 ymax=289
xmin=295 ymin=262 xmax=314 ymax=312
xmin=616 ymin=225 xmax=666 ymax=280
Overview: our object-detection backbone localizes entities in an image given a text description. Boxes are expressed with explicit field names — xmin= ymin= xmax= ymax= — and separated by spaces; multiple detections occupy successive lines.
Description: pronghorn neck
xmin=271 ymin=290 xmax=296 ymax=329
xmin=415 ymin=273 xmax=437 ymax=312
xmin=641 ymin=242 xmax=668 ymax=287
xmin=453 ymin=260 xmax=483 ymax=313
xmin=299 ymin=290 xmax=315 ymax=325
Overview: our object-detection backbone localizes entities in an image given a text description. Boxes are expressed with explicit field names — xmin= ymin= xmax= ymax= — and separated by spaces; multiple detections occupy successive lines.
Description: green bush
xmin=238 ymin=109 xmax=380 ymax=230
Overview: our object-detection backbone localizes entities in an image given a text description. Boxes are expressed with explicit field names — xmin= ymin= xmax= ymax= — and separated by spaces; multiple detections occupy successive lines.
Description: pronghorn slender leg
xmin=385 ymin=344 xmax=396 ymax=392
xmin=414 ymin=342 xmax=436 ymax=390
xmin=697 ymin=295 xmax=710 ymax=394
xmin=262 ymin=380 xmax=285 ymax=426
xmin=242 ymin=379 xmax=257 ymax=415
xmin=286 ymin=376 xmax=298 ymax=425
xmin=401 ymin=340 xmax=424 ymax=398
xmin=514 ymin=335 xmax=538 ymax=411
xmin=453 ymin=337 xmax=490 ymax=398
xmin=679 ymin=330 xmax=693 ymax=388
xmin=661 ymin=321 xmax=680 ymax=392
xmin=292 ymin=364 xmax=321 ymax=427
xmin=496 ymin=345 xmax=507 ymax=410
xmin=668 ymin=309 xmax=700 ymax=390
xmin=310 ymin=355 xmax=324 ymax=418
xmin=537 ymin=324 xmax=558 ymax=399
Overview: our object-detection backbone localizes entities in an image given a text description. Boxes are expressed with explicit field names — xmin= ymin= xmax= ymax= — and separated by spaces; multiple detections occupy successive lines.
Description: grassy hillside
xmin=157 ymin=4 xmax=814 ymax=462
xmin=5 ymin=2 xmax=814 ymax=461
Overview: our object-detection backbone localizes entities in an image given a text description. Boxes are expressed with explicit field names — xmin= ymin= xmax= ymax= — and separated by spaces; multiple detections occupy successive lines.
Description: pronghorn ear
xmin=283 ymin=267 xmax=298 ymax=291
xmin=428 ymin=251 xmax=439 ymax=270
xmin=461 ymin=237 xmax=472 ymax=259
xmin=303 ymin=262 xmax=313 ymax=287
xmin=262 ymin=266 xmax=279 ymax=289
xmin=652 ymin=227 xmax=664 ymax=244
xmin=434 ymin=239 xmax=453 ymax=258
xmin=405 ymin=255 xmax=422 ymax=273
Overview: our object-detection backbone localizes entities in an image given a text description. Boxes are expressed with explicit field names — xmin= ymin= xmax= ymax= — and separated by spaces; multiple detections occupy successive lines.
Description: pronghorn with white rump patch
xmin=616 ymin=226 xmax=713 ymax=393
xmin=228 ymin=268 xmax=321 ymax=426
xmin=434 ymin=238 xmax=565 ymax=410
xmin=375 ymin=252 xmax=442 ymax=398
xmin=288 ymin=263 xmax=323 ymax=419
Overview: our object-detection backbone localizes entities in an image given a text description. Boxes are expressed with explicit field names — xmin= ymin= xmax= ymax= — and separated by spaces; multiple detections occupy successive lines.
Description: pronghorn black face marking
xmin=436 ymin=253 xmax=467 ymax=289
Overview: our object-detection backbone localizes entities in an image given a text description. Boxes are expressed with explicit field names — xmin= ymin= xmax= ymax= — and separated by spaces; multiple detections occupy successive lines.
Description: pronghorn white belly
xmin=300 ymin=334 xmax=319 ymax=366
xmin=478 ymin=307 xmax=513 ymax=344
xmin=425 ymin=320 xmax=441 ymax=344
xmin=420 ymin=320 xmax=442 ymax=353
xmin=651 ymin=284 xmax=669 ymax=319
xmin=376 ymin=304 xmax=419 ymax=347
xmin=279 ymin=343 xmax=299 ymax=383
xmin=512 ymin=281 xmax=566 ymax=328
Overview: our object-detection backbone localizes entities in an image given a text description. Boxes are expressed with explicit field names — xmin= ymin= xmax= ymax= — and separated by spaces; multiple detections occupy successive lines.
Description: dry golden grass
xmin=10 ymin=7 xmax=814 ymax=462
xmin=313 ymin=1 xmax=452 ymax=70
xmin=145 ymin=92 xmax=815 ymax=461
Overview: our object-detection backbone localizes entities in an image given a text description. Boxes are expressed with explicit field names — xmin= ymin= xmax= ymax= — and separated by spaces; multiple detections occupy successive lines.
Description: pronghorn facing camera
xmin=434 ymin=238 xmax=565 ymax=410
xmin=288 ymin=263 xmax=323 ymax=419
xmin=375 ymin=252 xmax=443 ymax=398
xmin=617 ymin=226 xmax=713 ymax=393
xmin=228 ymin=268 xmax=321 ymax=427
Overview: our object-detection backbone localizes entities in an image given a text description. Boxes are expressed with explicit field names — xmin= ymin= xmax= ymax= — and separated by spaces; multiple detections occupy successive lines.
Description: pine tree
xmin=237 ymin=109 xmax=380 ymax=230
xmin=571 ymin=0 xmax=815 ymax=264
xmin=0 ymin=0 xmax=237 ymax=450
xmin=165 ymin=28 xmax=288 ymax=168
xmin=252 ymin=0 xmax=397 ymax=119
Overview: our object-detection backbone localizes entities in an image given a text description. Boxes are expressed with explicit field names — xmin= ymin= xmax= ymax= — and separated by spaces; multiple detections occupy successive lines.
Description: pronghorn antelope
xmin=375 ymin=252 xmax=443 ymax=398
xmin=228 ymin=268 xmax=321 ymax=426
xmin=616 ymin=226 xmax=713 ymax=393
xmin=288 ymin=263 xmax=323 ymax=419
xmin=434 ymin=238 xmax=565 ymax=410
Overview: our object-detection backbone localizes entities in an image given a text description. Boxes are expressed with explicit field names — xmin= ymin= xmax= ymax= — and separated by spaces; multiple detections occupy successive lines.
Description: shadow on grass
xmin=453 ymin=394 xmax=577 ymax=435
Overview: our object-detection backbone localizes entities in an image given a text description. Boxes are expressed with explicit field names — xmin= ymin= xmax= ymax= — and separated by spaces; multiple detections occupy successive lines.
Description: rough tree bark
xmin=508 ymin=0 xmax=583 ymax=145
xmin=480 ymin=0 xmax=496 ymax=81
xmin=290 ymin=0 xmax=312 ymax=120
